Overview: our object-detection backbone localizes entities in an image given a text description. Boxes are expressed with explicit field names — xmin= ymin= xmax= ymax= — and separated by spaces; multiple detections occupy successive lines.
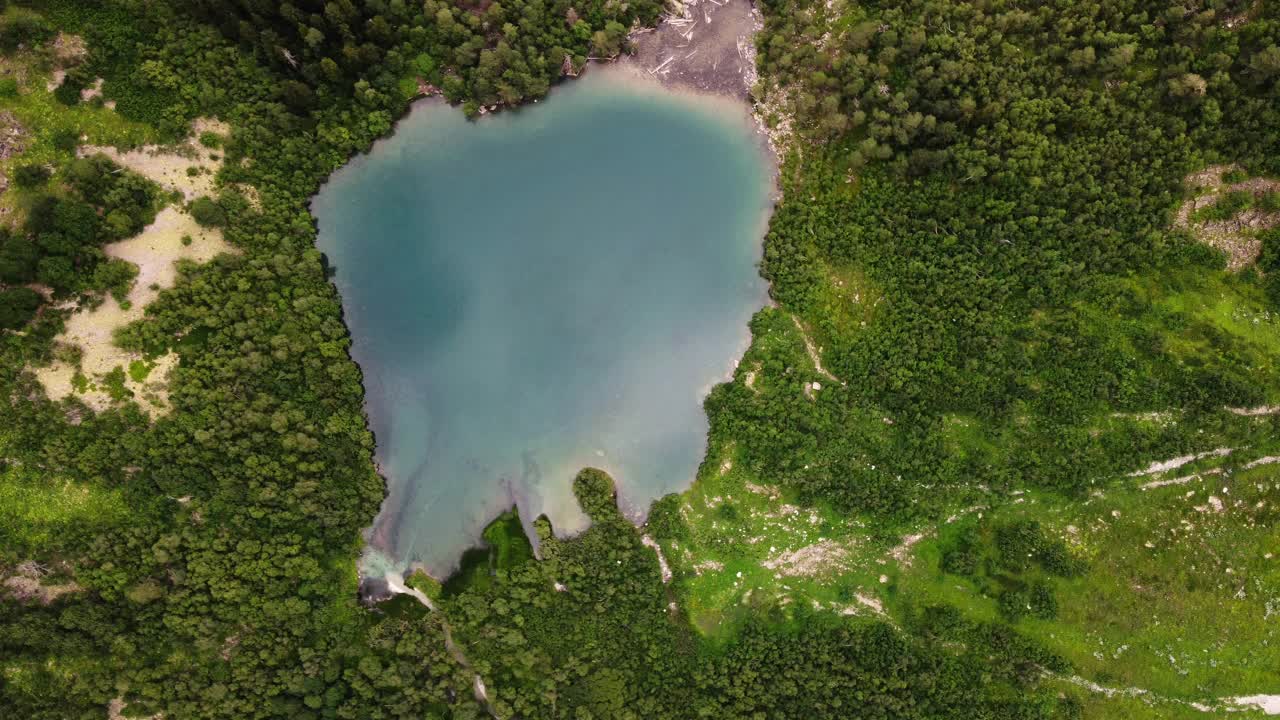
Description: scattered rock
xmin=762 ymin=538 xmax=854 ymax=576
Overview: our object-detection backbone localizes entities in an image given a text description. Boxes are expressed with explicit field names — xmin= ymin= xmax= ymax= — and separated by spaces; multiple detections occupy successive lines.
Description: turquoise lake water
xmin=313 ymin=69 xmax=772 ymax=577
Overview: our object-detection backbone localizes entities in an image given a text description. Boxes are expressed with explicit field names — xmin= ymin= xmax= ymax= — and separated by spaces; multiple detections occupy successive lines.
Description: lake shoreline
xmin=327 ymin=72 xmax=776 ymax=587
xmin=339 ymin=3 xmax=781 ymax=590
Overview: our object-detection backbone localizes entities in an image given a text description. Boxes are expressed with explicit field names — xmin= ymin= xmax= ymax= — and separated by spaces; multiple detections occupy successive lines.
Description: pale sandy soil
xmin=35 ymin=119 xmax=237 ymax=415
xmin=80 ymin=118 xmax=230 ymax=201
xmin=1231 ymin=695 xmax=1280 ymax=715
xmin=888 ymin=531 xmax=929 ymax=567
xmin=36 ymin=207 xmax=233 ymax=414
xmin=51 ymin=32 xmax=86 ymax=65
xmin=1062 ymin=674 xmax=1280 ymax=715
xmin=80 ymin=77 xmax=103 ymax=102
xmin=1128 ymin=447 xmax=1233 ymax=477
xmin=41 ymin=33 xmax=86 ymax=92
xmin=108 ymin=698 xmax=161 ymax=720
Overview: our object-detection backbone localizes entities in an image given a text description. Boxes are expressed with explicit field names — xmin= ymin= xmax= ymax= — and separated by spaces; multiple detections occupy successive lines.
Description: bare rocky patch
xmin=50 ymin=32 xmax=87 ymax=67
xmin=761 ymin=538 xmax=857 ymax=576
xmin=0 ymin=110 xmax=28 ymax=195
xmin=2 ymin=561 xmax=80 ymax=605
xmin=622 ymin=0 xmax=760 ymax=100
xmin=613 ymin=0 xmax=793 ymax=157
xmin=1175 ymin=164 xmax=1280 ymax=271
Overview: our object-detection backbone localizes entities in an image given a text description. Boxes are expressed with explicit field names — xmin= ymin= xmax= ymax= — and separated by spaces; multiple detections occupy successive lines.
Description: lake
xmin=313 ymin=68 xmax=773 ymax=578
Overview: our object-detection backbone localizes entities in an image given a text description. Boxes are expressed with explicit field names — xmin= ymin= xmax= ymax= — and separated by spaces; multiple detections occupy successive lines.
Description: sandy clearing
xmin=35 ymin=207 xmax=235 ymax=415
xmin=35 ymin=117 xmax=238 ymax=415
xmin=80 ymin=118 xmax=230 ymax=201
xmin=109 ymin=697 xmax=162 ymax=720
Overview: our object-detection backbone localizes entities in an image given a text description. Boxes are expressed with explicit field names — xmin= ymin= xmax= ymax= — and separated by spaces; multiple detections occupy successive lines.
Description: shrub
xmin=1222 ymin=168 xmax=1249 ymax=184
xmin=189 ymin=196 xmax=226 ymax=227
xmin=90 ymin=258 xmax=137 ymax=302
xmin=1028 ymin=581 xmax=1058 ymax=619
xmin=0 ymin=77 xmax=17 ymax=97
xmin=1195 ymin=190 xmax=1254 ymax=221
xmin=101 ymin=365 xmax=131 ymax=401
xmin=939 ymin=525 xmax=981 ymax=576
xmin=0 ymin=286 xmax=42 ymax=329
xmin=0 ymin=236 xmax=38 ymax=284
xmin=0 ymin=9 xmax=53 ymax=53
xmin=998 ymin=588 xmax=1029 ymax=622
xmin=53 ymin=76 xmax=84 ymax=105
xmin=12 ymin=163 xmax=50 ymax=188
xmin=198 ymin=131 xmax=221 ymax=148
xmin=51 ymin=128 xmax=79 ymax=152
xmin=128 ymin=359 xmax=152 ymax=382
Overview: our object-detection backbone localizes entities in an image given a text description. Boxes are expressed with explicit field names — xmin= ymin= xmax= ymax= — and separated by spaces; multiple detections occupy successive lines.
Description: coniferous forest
xmin=2 ymin=0 xmax=1280 ymax=718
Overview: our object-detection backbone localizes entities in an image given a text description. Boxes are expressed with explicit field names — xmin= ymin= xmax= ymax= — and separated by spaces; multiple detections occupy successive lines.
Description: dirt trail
xmin=385 ymin=574 xmax=501 ymax=718
xmin=790 ymin=314 xmax=844 ymax=385
xmin=1058 ymin=673 xmax=1280 ymax=715
xmin=1128 ymin=448 xmax=1233 ymax=478
xmin=642 ymin=535 xmax=673 ymax=583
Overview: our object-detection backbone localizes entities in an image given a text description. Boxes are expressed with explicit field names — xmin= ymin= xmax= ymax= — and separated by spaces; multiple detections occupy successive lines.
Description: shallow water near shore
xmin=314 ymin=68 xmax=772 ymax=578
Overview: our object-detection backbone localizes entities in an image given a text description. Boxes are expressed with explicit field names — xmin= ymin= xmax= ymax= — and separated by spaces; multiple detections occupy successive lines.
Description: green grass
xmin=0 ymin=467 xmax=128 ymax=552
xmin=804 ymin=259 xmax=882 ymax=355
xmin=442 ymin=510 xmax=533 ymax=597
xmin=893 ymin=452 xmax=1280 ymax=711
xmin=667 ymin=264 xmax=1280 ymax=648
xmin=661 ymin=442 xmax=911 ymax=639
xmin=0 ymin=30 xmax=155 ymax=221
xmin=127 ymin=358 xmax=152 ymax=382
